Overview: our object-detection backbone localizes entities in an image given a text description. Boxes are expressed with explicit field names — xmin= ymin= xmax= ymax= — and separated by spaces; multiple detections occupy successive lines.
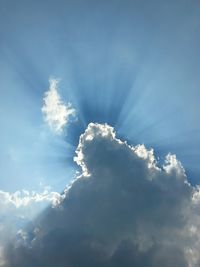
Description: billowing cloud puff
xmin=0 ymin=187 xmax=63 ymax=266
xmin=2 ymin=123 xmax=200 ymax=267
xmin=42 ymin=79 xmax=76 ymax=133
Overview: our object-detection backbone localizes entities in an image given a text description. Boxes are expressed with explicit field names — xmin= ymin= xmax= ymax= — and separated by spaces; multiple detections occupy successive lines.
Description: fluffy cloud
xmin=0 ymin=187 xmax=63 ymax=266
xmin=2 ymin=123 xmax=200 ymax=267
xmin=42 ymin=79 xmax=76 ymax=133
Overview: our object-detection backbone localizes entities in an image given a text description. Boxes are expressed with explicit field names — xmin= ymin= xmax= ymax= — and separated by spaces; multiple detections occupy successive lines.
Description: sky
xmin=0 ymin=0 xmax=200 ymax=266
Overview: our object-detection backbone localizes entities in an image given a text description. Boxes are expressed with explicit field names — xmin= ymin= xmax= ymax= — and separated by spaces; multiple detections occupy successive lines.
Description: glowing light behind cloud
xmin=0 ymin=0 xmax=200 ymax=228
xmin=3 ymin=123 xmax=200 ymax=267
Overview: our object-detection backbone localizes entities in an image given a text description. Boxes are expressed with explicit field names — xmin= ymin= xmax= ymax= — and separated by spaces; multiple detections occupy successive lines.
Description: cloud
xmin=0 ymin=187 xmax=63 ymax=215
xmin=42 ymin=78 xmax=76 ymax=133
xmin=0 ymin=187 xmax=64 ymax=266
xmin=2 ymin=123 xmax=200 ymax=267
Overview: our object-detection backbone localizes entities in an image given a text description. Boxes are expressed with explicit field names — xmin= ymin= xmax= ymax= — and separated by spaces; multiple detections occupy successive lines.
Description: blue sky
xmin=1 ymin=1 xmax=200 ymax=266
xmin=1 ymin=0 xmax=200 ymax=192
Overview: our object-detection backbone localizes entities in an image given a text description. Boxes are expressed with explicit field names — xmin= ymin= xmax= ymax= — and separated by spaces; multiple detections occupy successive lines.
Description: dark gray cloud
xmin=3 ymin=123 xmax=200 ymax=267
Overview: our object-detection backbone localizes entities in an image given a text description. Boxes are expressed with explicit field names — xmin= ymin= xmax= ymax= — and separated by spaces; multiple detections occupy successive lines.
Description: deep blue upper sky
xmin=0 ymin=0 xmax=200 ymax=192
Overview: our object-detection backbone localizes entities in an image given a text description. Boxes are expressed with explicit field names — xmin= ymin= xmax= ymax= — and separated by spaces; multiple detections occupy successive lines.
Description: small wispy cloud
xmin=42 ymin=78 xmax=76 ymax=134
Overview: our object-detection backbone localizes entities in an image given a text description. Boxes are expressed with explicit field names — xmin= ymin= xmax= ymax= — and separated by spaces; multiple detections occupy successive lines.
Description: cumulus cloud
xmin=0 ymin=187 xmax=64 ymax=266
xmin=2 ymin=123 xmax=200 ymax=267
xmin=42 ymin=78 xmax=76 ymax=133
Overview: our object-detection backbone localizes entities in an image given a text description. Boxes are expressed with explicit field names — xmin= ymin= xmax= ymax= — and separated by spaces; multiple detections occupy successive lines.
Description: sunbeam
xmin=1 ymin=0 xmax=200 ymax=266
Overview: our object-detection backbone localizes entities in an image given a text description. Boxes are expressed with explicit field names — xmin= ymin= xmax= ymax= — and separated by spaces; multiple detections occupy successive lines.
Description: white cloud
xmin=0 ymin=187 xmax=63 ymax=213
xmin=42 ymin=78 xmax=76 ymax=133
xmin=3 ymin=123 xmax=200 ymax=267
